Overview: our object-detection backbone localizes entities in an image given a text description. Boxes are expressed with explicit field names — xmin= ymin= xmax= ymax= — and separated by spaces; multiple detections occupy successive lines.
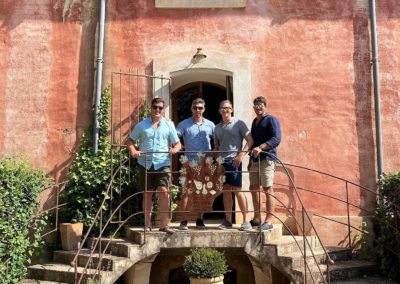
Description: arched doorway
xmin=171 ymin=81 xmax=231 ymax=220
xmin=171 ymin=81 xmax=228 ymax=124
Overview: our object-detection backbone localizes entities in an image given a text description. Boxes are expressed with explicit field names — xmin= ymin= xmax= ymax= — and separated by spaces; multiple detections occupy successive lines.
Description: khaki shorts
xmin=138 ymin=165 xmax=171 ymax=190
xmin=249 ymin=159 xmax=276 ymax=188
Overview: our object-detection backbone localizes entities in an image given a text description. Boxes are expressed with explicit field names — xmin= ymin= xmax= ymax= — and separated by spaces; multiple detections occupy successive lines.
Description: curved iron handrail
xmin=66 ymin=148 xmax=398 ymax=283
xmin=70 ymin=150 xmax=332 ymax=284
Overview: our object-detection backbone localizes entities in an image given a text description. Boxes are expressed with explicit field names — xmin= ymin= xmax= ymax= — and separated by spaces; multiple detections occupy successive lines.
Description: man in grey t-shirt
xmin=214 ymin=100 xmax=253 ymax=230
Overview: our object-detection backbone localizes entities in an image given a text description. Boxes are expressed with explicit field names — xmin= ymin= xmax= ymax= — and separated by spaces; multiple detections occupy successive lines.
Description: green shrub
xmin=375 ymin=171 xmax=400 ymax=281
xmin=184 ymin=247 xmax=228 ymax=279
xmin=60 ymin=85 xmax=138 ymax=235
xmin=0 ymin=157 xmax=51 ymax=282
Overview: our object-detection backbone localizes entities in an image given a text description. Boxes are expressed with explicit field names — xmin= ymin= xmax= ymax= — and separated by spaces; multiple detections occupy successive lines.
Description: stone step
xmin=267 ymin=235 xmax=322 ymax=255
xmin=53 ymin=249 xmax=132 ymax=272
xmin=329 ymin=260 xmax=377 ymax=281
xmin=86 ymin=237 xmax=140 ymax=257
xmin=28 ymin=263 xmax=117 ymax=284
xmin=331 ymin=276 xmax=394 ymax=283
xmin=293 ymin=260 xmax=377 ymax=283
xmin=280 ymin=247 xmax=353 ymax=269
xmin=280 ymin=249 xmax=328 ymax=270
xmin=326 ymin=247 xmax=353 ymax=262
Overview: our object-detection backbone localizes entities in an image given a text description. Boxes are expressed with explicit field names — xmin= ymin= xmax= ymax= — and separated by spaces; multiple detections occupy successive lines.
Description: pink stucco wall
xmin=0 ymin=1 xmax=399 ymax=220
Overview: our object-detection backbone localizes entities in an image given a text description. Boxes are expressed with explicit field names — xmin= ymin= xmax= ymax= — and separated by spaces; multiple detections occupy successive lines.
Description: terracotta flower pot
xmin=295 ymin=210 xmax=314 ymax=236
xmin=60 ymin=223 xmax=83 ymax=250
xmin=190 ymin=276 xmax=224 ymax=284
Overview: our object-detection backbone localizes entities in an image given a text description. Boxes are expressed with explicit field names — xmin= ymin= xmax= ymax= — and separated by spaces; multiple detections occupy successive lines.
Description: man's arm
xmin=233 ymin=133 xmax=253 ymax=168
xmin=264 ymin=116 xmax=281 ymax=150
xmin=127 ymin=139 xmax=141 ymax=158
xmin=170 ymin=141 xmax=182 ymax=155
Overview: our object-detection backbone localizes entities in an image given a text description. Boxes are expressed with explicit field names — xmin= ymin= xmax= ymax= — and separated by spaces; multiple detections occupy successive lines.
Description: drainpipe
xmin=369 ymin=0 xmax=384 ymax=177
xmin=93 ymin=0 xmax=106 ymax=154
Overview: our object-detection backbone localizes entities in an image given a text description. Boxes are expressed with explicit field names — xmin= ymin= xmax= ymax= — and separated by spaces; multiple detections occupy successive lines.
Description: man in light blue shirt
xmin=128 ymin=98 xmax=181 ymax=234
xmin=176 ymin=98 xmax=215 ymax=230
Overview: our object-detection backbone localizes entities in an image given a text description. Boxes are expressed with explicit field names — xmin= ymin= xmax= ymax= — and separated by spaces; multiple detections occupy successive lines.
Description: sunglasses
xmin=193 ymin=106 xmax=204 ymax=110
xmin=219 ymin=107 xmax=232 ymax=111
xmin=152 ymin=105 xmax=164 ymax=110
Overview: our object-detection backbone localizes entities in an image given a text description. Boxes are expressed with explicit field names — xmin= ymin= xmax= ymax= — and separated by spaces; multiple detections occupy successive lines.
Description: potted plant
xmin=60 ymin=218 xmax=83 ymax=251
xmin=183 ymin=247 xmax=228 ymax=284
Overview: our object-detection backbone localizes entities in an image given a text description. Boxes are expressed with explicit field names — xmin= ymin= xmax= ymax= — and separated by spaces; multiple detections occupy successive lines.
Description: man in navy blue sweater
xmin=248 ymin=96 xmax=281 ymax=230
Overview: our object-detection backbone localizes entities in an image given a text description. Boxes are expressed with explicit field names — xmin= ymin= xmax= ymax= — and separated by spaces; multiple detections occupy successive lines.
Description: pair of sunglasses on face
xmin=152 ymin=105 xmax=164 ymax=110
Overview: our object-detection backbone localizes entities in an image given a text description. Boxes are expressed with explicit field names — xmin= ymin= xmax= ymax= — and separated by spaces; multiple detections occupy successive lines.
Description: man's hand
xmin=169 ymin=142 xmax=182 ymax=155
xmin=169 ymin=147 xmax=178 ymax=155
xmin=233 ymin=153 xmax=244 ymax=168
xmin=252 ymin=147 xmax=262 ymax=158
xmin=130 ymin=149 xmax=142 ymax=158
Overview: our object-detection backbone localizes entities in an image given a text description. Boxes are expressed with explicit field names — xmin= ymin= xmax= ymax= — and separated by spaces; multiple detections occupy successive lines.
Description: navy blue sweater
xmin=250 ymin=113 xmax=281 ymax=161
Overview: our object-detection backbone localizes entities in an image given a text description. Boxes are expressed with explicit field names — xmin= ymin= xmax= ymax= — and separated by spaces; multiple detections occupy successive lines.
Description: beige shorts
xmin=249 ymin=159 xmax=276 ymax=188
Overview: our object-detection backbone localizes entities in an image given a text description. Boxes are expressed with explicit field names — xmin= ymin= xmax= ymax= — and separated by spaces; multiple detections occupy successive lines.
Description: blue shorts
xmin=223 ymin=160 xmax=242 ymax=187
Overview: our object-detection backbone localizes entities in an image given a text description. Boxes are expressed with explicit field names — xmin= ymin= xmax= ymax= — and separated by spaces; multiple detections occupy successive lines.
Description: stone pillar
xmin=123 ymin=254 xmax=158 ymax=284
xmin=248 ymin=257 xmax=273 ymax=284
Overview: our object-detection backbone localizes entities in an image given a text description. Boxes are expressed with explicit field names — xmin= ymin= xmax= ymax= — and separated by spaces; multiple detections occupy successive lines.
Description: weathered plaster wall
xmin=0 ymin=0 xmax=97 ymax=183
xmin=0 ymin=0 xmax=399 ymax=220
xmin=103 ymin=0 xmax=400 ymax=217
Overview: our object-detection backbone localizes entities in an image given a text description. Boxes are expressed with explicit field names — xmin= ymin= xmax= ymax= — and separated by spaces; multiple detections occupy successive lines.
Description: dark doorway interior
xmin=171 ymin=82 xmax=229 ymax=220
xmin=172 ymin=82 xmax=227 ymax=124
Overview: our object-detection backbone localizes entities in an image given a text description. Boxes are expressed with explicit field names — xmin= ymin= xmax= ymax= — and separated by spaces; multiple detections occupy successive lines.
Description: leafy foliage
xmin=0 ymin=157 xmax=51 ymax=282
xmin=184 ymin=247 xmax=228 ymax=279
xmin=61 ymin=85 xmax=137 ymax=234
xmin=375 ymin=172 xmax=400 ymax=281
xmin=352 ymin=221 xmax=374 ymax=261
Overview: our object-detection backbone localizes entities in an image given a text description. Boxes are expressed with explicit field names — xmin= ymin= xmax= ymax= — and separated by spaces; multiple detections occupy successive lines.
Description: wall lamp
xmin=193 ymin=48 xmax=207 ymax=62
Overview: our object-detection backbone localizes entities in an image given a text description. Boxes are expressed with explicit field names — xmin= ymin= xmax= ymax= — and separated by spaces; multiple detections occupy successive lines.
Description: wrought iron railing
xmin=34 ymin=150 xmax=400 ymax=283
xmin=65 ymin=150 xmax=334 ymax=283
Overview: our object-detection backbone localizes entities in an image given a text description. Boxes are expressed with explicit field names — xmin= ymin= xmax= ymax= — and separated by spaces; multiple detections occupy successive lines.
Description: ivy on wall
xmin=0 ymin=157 xmax=51 ymax=283
xmin=60 ymin=85 xmax=138 ymax=234
xmin=375 ymin=171 xmax=400 ymax=281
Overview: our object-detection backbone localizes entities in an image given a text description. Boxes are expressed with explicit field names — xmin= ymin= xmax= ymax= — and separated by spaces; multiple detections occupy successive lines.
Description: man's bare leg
xmin=222 ymin=184 xmax=233 ymax=223
xmin=232 ymin=186 xmax=248 ymax=222
xmin=264 ymin=186 xmax=275 ymax=224
xmin=157 ymin=186 xmax=170 ymax=228
xmin=144 ymin=191 xmax=153 ymax=229
xmin=250 ymin=184 xmax=262 ymax=224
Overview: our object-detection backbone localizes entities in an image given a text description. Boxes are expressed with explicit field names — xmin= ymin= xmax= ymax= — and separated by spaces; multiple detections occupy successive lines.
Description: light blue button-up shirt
xmin=129 ymin=117 xmax=180 ymax=170
xmin=176 ymin=117 xmax=215 ymax=161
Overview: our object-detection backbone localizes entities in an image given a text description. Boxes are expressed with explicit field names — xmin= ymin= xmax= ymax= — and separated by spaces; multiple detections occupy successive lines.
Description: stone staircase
xmin=25 ymin=223 xmax=377 ymax=284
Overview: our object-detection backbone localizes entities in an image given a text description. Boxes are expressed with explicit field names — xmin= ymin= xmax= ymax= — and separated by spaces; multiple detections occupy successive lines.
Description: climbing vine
xmin=60 ymin=85 xmax=139 ymax=234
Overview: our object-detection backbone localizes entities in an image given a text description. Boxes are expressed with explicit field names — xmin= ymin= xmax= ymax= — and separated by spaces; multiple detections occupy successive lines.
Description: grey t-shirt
xmin=214 ymin=118 xmax=250 ymax=161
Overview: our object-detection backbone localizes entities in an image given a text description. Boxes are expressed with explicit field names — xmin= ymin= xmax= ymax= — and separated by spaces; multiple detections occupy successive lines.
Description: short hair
xmin=219 ymin=99 xmax=233 ymax=107
xmin=151 ymin=97 xmax=165 ymax=106
xmin=192 ymin=98 xmax=205 ymax=107
xmin=253 ymin=96 xmax=267 ymax=107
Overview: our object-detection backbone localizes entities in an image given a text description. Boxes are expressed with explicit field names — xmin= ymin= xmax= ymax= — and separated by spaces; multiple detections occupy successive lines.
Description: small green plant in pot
xmin=184 ymin=247 xmax=228 ymax=284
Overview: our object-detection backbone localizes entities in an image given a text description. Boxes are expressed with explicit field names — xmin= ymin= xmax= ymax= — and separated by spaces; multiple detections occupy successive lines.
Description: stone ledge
xmin=126 ymin=223 xmax=282 ymax=246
